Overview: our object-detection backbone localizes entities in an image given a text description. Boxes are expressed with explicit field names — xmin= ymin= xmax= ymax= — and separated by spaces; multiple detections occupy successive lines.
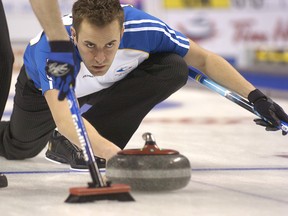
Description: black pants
xmin=0 ymin=53 xmax=188 ymax=159
xmin=0 ymin=66 xmax=56 ymax=159
xmin=0 ymin=0 xmax=14 ymax=120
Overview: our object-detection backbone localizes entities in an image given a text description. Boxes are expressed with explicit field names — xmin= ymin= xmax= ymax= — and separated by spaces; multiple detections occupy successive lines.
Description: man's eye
xmin=106 ymin=43 xmax=114 ymax=48
xmin=87 ymin=43 xmax=94 ymax=48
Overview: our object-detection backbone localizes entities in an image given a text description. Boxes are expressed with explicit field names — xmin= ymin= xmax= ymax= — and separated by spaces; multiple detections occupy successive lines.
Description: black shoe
xmin=45 ymin=130 xmax=106 ymax=171
xmin=0 ymin=173 xmax=8 ymax=188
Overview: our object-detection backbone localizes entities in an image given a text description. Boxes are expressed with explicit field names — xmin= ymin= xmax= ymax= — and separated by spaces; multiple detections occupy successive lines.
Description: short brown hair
xmin=72 ymin=0 xmax=124 ymax=33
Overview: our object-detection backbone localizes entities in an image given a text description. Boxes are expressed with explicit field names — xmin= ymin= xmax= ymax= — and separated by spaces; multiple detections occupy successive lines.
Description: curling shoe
xmin=45 ymin=130 xmax=106 ymax=171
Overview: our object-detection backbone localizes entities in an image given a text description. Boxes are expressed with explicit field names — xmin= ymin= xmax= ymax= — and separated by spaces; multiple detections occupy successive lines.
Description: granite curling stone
xmin=106 ymin=132 xmax=191 ymax=191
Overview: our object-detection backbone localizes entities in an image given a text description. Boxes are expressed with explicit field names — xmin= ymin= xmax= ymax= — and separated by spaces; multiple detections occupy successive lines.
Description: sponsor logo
xmin=177 ymin=17 xmax=216 ymax=42
xmin=164 ymin=0 xmax=230 ymax=9
xmin=254 ymin=48 xmax=288 ymax=64
xmin=116 ymin=65 xmax=134 ymax=73
xmin=47 ymin=62 xmax=70 ymax=76
xmin=71 ymin=113 xmax=89 ymax=161
xmin=83 ymin=74 xmax=94 ymax=78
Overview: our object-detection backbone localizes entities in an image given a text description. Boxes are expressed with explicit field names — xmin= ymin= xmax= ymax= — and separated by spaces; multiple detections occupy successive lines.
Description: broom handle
xmin=67 ymin=86 xmax=105 ymax=187
xmin=188 ymin=67 xmax=288 ymax=133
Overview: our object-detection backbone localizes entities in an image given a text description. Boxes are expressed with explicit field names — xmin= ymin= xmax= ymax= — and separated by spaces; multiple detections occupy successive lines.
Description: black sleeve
xmin=0 ymin=0 xmax=14 ymax=120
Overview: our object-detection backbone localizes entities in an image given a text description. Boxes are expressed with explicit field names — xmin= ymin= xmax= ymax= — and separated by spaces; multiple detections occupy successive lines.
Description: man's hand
xmin=248 ymin=89 xmax=288 ymax=135
xmin=45 ymin=41 xmax=77 ymax=100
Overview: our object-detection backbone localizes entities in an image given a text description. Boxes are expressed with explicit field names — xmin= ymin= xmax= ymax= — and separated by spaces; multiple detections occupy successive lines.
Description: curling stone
xmin=106 ymin=132 xmax=191 ymax=191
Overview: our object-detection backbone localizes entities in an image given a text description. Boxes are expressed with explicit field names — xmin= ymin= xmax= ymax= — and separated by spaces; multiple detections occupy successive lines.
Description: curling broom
xmin=65 ymin=86 xmax=134 ymax=203
xmin=188 ymin=67 xmax=288 ymax=134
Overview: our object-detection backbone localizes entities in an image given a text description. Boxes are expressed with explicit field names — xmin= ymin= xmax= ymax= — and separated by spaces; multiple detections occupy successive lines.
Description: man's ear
xmin=70 ymin=27 xmax=77 ymax=44
xmin=120 ymin=26 xmax=124 ymax=39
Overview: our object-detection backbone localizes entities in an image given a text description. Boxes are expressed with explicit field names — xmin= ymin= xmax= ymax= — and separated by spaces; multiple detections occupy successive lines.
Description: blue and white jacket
xmin=24 ymin=5 xmax=190 ymax=97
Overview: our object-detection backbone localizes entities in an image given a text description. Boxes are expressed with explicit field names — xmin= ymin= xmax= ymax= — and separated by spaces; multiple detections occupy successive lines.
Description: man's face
xmin=72 ymin=19 xmax=123 ymax=76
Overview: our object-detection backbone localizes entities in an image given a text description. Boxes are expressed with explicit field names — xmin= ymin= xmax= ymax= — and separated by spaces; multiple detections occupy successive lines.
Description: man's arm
xmin=44 ymin=89 xmax=121 ymax=160
xmin=30 ymin=0 xmax=76 ymax=101
xmin=29 ymin=1 xmax=119 ymax=157
xmin=184 ymin=39 xmax=288 ymax=134
xmin=184 ymin=39 xmax=255 ymax=98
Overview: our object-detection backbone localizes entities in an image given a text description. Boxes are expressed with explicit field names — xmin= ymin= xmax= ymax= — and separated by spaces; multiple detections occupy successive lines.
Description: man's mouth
xmin=93 ymin=65 xmax=105 ymax=69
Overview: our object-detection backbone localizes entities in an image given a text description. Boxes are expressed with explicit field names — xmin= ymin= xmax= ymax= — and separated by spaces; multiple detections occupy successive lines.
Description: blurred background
xmin=1 ymin=3 xmax=288 ymax=214
xmin=3 ymin=0 xmax=288 ymax=92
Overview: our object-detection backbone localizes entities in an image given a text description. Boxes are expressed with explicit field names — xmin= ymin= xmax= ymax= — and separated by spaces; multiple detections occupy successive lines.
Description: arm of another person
xmin=44 ymin=89 xmax=121 ymax=160
xmin=29 ymin=0 xmax=69 ymax=41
